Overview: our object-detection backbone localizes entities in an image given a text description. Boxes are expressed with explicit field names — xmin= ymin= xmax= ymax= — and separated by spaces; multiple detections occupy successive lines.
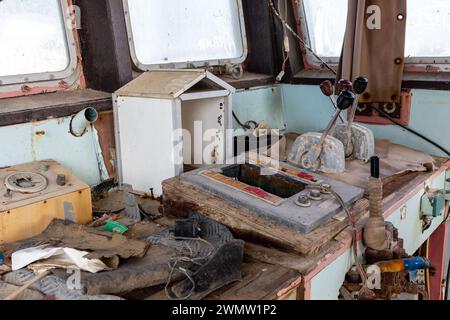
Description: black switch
xmin=371 ymin=156 xmax=380 ymax=178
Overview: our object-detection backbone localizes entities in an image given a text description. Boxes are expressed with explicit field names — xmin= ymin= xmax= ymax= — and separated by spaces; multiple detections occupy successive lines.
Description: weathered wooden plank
xmin=163 ymin=177 xmax=369 ymax=255
xmin=144 ymin=261 xmax=300 ymax=301
xmin=243 ymin=240 xmax=342 ymax=276
xmin=207 ymin=261 xmax=301 ymax=300
xmin=0 ymin=89 xmax=111 ymax=127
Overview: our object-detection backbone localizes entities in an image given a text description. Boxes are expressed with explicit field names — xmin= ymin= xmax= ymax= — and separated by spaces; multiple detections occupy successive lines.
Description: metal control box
xmin=114 ymin=69 xmax=235 ymax=195
xmin=181 ymin=155 xmax=365 ymax=234
xmin=0 ymin=160 xmax=92 ymax=244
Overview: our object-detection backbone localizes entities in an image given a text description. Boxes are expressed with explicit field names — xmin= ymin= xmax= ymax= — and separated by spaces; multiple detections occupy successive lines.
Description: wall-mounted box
xmin=114 ymin=69 xmax=236 ymax=195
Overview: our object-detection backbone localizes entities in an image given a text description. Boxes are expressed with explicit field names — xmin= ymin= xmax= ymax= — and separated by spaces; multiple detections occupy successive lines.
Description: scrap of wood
xmin=243 ymin=240 xmax=342 ymax=275
xmin=145 ymin=261 xmax=301 ymax=301
xmin=56 ymin=245 xmax=181 ymax=296
xmin=207 ymin=261 xmax=301 ymax=300
xmin=1 ymin=219 xmax=149 ymax=260
xmin=163 ymin=177 xmax=369 ymax=255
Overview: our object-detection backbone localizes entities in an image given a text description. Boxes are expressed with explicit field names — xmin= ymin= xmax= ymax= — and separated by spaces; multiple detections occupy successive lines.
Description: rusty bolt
xmin=21 ymin=85 xmax=31 ymax=93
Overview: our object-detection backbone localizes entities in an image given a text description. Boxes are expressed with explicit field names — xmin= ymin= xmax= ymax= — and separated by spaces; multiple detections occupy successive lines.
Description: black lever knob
xmin=337 ymin=90 xmax=356 ymax=111
xmin=370 ymin=156 xmax=380 ymax=178
xmin=337 ymin=79 xmax=353 ymax=94
xmin=353 ymin=77 xmax=369 ymax=95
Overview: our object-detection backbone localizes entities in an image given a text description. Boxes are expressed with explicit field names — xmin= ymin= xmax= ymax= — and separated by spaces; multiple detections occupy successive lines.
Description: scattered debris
xmin=104 ymin=220 xmax=128 ymax=235
xmin=170 ymin=240 xmax=244 ymax=300
xmin=12 ymin=245 xmax=109 ymax=273
xmin=2 ymin=219 xmax=149 ymax=261
xmin=148 ymin=212 xmax=244 ymax=300
xmin=3 ymin=269 xmax=123 ymax=300
xmin=57 ymin=245 xmax=181 ymax=296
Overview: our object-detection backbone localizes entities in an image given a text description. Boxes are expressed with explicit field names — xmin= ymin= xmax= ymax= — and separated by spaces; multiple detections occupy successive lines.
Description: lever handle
xmin=337 ymin=79 xmax=353 ymax=94
xmin=353 ymin=77 xmax=369 ymax=95
xmin=320 ymin=80 xmax=334 ymax=97
xmin=370 ymin=156 xmax=380 ymax=178
xmin=337 ymin=90 xmax=356 ymax=110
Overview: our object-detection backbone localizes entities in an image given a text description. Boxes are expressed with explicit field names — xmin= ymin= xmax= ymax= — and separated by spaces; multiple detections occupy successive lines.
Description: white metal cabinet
xmin=114 ymin=69 xmax=235 ymax=195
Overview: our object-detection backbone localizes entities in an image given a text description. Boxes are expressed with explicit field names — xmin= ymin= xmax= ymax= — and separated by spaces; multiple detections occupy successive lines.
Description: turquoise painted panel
xmin=386 ymin=171 xmax=446 ymax=255
xmin=0 ymin=123 xmax=34 ymax=166
xmin=232 ymin=86 xmax=285 ymax=130
xmin=0 ymin=117 xmax=105 ymax=185
xmin=281 ymin=85 xmax=450 ymax=157
xmin=310 ymin=248 xmax=353 ymax=300
xmin=281 ymin=84 xmax=338 ymax=134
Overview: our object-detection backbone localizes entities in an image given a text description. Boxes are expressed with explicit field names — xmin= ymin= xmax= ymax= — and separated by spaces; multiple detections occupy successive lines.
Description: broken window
xmin=0 ymin=0 xmax=74 ymax=82
xmin=300 ymin=0 xmax=450 ymax=68
xmin=123 ymin=0 xmax=247 ymax=69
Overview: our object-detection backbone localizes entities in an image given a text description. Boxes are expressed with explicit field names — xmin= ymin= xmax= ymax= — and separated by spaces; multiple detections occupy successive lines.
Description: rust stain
xmin=93 ymin=111 xmax=116 ymax=178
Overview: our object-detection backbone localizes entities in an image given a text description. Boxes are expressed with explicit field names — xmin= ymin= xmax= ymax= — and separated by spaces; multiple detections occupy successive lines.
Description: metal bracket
xmin=445 ymin=170 xmax=450 ymax=202
xmin=420 ymin=188 xmax=445 ymax=218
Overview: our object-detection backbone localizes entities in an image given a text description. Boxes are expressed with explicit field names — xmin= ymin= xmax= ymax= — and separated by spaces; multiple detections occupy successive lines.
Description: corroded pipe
xmin=69 ymin=107 xmax=98 ymax=137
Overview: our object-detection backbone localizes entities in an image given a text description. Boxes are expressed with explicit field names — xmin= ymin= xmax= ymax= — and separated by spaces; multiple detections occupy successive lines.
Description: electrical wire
xmin=268 ymin=0 xmax=336 ymax=74
xmin=371 ymin=105 xmax=450 ymax=157
xmin=164 ymin=237 xmax=216 ymax=300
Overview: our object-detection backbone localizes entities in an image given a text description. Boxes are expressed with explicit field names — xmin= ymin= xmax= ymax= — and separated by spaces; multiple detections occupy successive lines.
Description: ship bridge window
xmin=300 ymin=0 xmax=450 ymax=70
xmin=0 ymin=0 xmax=77 ymax=86
xmin=123 ymin=0 xmax=247 ymax=70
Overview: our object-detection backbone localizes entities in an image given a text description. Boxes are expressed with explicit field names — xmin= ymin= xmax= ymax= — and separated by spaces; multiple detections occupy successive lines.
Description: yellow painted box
xmin=0 ymin=160 xmax=92 ymax=244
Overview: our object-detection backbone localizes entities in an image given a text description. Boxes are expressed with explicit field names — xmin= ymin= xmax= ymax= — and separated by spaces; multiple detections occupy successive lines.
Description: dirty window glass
xmin=406 ymin=0 xmax=450 ymax=58
xmin=0 ymin=0 xmax=70 ymax=78
xmin=302 ymin=0 xmax=347 ymax=58
xmin=302 ymin=0 xmax=450 ymax=60
xmin=126 ymin=0 xmax=246 ymax=67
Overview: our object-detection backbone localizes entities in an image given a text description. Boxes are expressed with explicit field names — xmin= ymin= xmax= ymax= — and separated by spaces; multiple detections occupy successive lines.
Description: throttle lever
xmin=301 ymin=90 xmax=356 ymax=170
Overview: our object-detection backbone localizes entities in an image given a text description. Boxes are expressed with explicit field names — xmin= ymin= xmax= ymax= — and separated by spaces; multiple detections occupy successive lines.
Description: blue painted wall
xmin=0 ymin=117 xmax=108 ymax=186
xmin=281 ymin=85 xmax=450 ymax=157
xmin=232 ymin=86 xmax=285 ymax=130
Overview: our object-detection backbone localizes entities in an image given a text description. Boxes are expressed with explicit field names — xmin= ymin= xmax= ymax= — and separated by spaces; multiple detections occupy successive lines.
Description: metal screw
xmin=296 ymin=195 xmax=311 ymax=208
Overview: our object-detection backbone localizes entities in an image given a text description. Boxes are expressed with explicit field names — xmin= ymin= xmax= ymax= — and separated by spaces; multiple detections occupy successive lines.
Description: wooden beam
xmin=162 ymin=177 xmax=369 ymax=255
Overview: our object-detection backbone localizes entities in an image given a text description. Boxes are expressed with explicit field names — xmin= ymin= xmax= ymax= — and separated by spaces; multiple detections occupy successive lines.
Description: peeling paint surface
xmin=0 ymin=116 xmax=105 ymax=185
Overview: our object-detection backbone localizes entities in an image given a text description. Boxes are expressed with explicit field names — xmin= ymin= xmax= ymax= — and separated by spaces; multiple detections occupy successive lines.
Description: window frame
xmin=297 ymin=0 xmax=450 ymax=74
xmin=0 ymin=0 xmax=80 ymax=89
xmin=122 ymin=0 xmax=248 ymax=71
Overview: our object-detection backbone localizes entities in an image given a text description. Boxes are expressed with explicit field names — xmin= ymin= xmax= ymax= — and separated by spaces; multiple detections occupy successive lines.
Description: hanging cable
xmin=268 ymin=0 xmax=336 ymax=74
xmin=268 ymin=0 xmax=450 ymax=157
xmin=233 ymin=111 xmax=257 ymax=130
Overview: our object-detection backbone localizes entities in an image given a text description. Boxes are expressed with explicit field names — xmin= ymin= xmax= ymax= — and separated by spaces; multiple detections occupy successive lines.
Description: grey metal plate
xmin=181 ymin=160 xmax=364 ymax=234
